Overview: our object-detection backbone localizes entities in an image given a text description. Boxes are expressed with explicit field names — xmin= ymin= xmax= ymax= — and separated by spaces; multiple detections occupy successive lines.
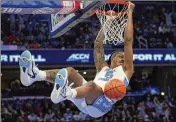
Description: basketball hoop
xmin=95 ymin=0 xmax=129 ymax=45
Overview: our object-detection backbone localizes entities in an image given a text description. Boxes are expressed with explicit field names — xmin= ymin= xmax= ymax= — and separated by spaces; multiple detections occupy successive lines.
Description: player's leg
xmin=19 ymin=50 xmax=83 ymax=87
xmin=19 ymin=50 xmax=86 ymax=103
xmin=45 ymin=66 xmax=104 ymax=104
xmin=57 ymin=68 xmax=103 ymax=104
xmin=68 ymin=81 xmax=103 ymax=99
xmin=50 ymin=67 xmax=87 ymax=103
xmin=45 ymin=67 xmax=84 ymax=88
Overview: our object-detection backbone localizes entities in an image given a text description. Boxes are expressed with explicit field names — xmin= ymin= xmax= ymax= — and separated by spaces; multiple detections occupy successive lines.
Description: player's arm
xmin=124 ymin=2 xmax=135 ymax=80
xmin=94 ymin=28 xmax=108 ymax=72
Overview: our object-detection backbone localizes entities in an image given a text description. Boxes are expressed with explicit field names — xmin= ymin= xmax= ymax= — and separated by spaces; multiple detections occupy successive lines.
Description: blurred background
xmin=1 ymin=1 xmax=176 ymax=122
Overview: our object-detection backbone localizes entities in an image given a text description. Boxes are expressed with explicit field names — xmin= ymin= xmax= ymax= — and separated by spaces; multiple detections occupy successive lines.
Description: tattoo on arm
xmin=94 ymin=37 xmax=106 ymax=72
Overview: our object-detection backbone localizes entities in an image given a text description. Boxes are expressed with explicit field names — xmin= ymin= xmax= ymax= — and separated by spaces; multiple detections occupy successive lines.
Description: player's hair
xmin=107 ymin=50 xmax=123 ymax=65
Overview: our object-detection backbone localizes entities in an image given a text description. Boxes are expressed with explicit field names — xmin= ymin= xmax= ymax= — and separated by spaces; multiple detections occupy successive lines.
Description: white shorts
xmin=68 ymin=77 xmax=106 ymax=118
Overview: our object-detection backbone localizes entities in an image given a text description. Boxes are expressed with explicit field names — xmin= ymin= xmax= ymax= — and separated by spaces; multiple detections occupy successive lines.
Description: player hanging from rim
xmin=19 ymin=2 xmax=135 ymax=118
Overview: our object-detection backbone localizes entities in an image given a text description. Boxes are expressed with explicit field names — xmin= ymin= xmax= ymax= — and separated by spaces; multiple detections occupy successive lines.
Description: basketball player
xmin=19 ymin=2 xmax=135 ymax=118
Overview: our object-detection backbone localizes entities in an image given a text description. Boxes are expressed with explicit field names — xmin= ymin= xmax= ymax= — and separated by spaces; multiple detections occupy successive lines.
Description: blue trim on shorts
xmin=91 ymin=95 xmax=113 ymax=113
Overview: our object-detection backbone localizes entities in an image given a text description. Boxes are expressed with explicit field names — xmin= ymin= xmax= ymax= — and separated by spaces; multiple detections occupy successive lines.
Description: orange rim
xmin=106 ymin=0 xmax=129 ymax=5
xmin=90 ymin=0 xmax=128 ymax=16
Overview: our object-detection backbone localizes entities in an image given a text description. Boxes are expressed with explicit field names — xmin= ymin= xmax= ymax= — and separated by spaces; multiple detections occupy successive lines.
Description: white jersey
xmin=69 ymin=66 xmax=130 ymax=118
xmin=94 ymin=65 xmax=129 ymax=91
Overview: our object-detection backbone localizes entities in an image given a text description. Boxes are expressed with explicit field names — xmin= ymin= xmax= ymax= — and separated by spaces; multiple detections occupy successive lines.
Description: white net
xmin=96 ymin=1 xmax=129 ymax=45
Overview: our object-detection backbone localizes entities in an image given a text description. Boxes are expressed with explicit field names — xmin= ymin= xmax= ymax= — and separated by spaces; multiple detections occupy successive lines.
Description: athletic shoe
xmin=50 ymin=83 xmax=66 ymax=103
xmin=51 ymin=68 xmax=68 ymax=103
xmin=51 ymin=68 xmax=75 ymax=103
xmin=50 ymin=82 xmax=74 ymax=104
xmin=65 ymin=82 xmax=74 ymax=98
xmin=55 ymin=68 xmax=69 ymax=98
xmin=19 ymin=50 xmax=40 ymax=86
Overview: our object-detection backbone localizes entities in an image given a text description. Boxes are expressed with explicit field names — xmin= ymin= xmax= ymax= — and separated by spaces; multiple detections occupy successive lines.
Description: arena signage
xmin=1 ymin=0 xmax=80 ymax=14
xmin=66 ymin=53 xmax=90 ymax=62
xmin=1 ymin=49 xmax=176 ymax=66
xmin=1 ymin=8 xmax=23 ymax=14
xmin=1 ymin=7 xmax=58 ymax=15
xmin=1 ymin=54 xmax=46 ymax=63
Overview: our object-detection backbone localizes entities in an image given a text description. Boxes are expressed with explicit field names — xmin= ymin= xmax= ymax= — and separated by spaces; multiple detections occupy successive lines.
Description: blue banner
xmin=1 ymin=49 xmax=176 ymax=66
xmin=1 ymin=0 xmax=80 ymax=14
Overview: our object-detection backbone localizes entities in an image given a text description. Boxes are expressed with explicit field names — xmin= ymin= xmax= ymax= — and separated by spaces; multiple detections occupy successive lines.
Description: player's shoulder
xmin=113 ymin=65 xmax=124 ymax=70
xmin=101 ymin=65 xmax=110 ymax=71
xmin=96 ymin=66 xmax=109 ymax=75
xmin=101 ymin=65 xmax=123 ymax=72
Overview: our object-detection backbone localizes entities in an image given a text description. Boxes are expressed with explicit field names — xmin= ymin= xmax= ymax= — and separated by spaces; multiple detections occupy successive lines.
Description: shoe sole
xmin=19 ymin=50 xmax=36 ymax=78
xmin=19 ymin=50 xmax=34 ymax=86
xmin=19 ymin=50 xmax=32 ymax=68
xmin=55 ymin=69 xmax=68 ymax=98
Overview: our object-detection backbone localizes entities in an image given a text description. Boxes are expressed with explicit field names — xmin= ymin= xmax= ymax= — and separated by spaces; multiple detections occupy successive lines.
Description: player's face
xmin=115 ymin=52 xmax=124 ymax=64
xmin=111 ymin=52 xmax=124 ymax=67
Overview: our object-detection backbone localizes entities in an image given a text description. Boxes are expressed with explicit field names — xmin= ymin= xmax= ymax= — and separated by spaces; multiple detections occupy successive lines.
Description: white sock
xmin=70 ymin=89 xmax=77 ymax=98
xmin=37 ymin=70 xmax=46 ymax=81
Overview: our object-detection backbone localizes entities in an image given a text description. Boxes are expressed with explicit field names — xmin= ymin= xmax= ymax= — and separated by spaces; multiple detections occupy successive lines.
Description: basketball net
xmin=96 ymin=0 xmax=129 ymax=45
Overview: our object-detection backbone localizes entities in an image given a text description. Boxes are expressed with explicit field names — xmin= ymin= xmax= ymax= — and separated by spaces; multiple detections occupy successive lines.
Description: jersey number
xmin=99 ymin=69 xmax=115 ymax=81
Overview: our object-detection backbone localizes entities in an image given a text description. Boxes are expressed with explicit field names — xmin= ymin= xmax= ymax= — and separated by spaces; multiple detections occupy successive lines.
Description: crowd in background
xmin=1 ymin=4 xmax=176 ymax=49
xmin=2 ymin=94 xmax=176 ymax=122
xmin=2 ymin=70 xmax=175 ymax=122
xmin=1 ymin=2 xmax=176 ymax=122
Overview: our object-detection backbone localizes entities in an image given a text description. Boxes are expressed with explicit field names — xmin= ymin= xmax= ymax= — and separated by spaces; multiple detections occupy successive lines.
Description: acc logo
xmin=66 ymin=53 xmax=90 ymax=62
xmin=32 ymin=7 xmax=54 ymax=14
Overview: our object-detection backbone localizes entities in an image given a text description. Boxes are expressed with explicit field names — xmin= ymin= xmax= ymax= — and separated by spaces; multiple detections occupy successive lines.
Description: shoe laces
xmin=65 ymin=83 xmax=74 ymax=97
xmin=69 ymin=83 xmax=74 ymax=88
xmin=57 ymin=83 xmax=74 ymax=98
xmin=32 ymin=63 xmax=39 ymax=74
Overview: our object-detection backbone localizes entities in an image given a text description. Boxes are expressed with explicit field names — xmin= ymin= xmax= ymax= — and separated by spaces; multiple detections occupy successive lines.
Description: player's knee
xmin=66 ymin=67 xmax=75 ymax=74
xmin=86 ymin=82 xmax=97 ymax=90
xmin=66 ymin=67 xmax=76 ymax=76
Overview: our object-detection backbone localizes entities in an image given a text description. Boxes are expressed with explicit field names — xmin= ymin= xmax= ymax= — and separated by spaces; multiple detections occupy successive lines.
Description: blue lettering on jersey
xmin=92 ymin=95 xmax=113 ymax=113
xmin=98 ymin=69 xmax=115 ymax=81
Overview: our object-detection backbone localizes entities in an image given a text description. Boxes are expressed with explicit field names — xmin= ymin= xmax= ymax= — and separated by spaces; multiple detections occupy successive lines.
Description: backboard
xmin=49 ymin=1 xmax=105 ymax=38
xmin=1 ymin=0 xmax=106 ymax=38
